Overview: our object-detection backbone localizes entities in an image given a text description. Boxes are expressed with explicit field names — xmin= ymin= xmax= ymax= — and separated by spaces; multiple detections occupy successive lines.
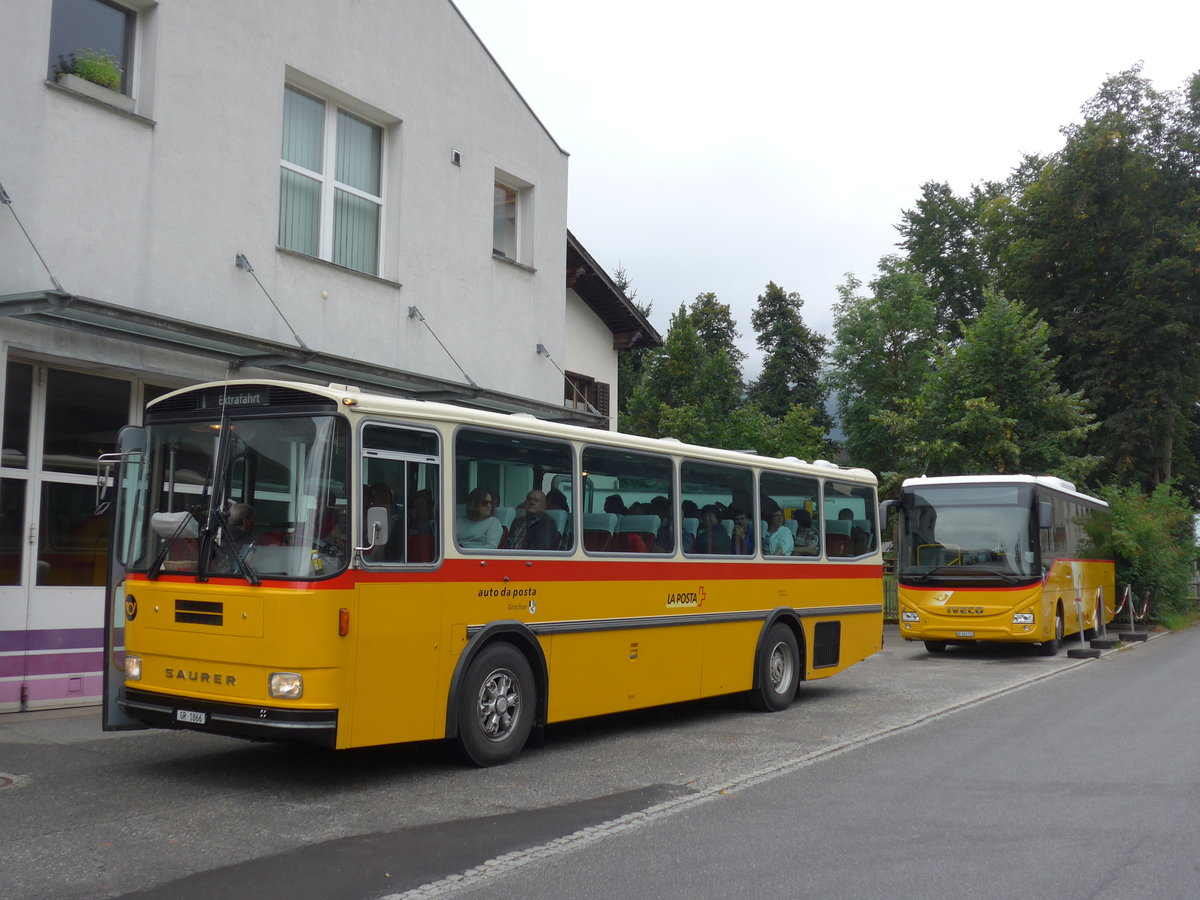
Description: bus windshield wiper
xmin=203 ymin=507 xmax=260 ymax=586
xmin=905 ymin=566 xmax=1027 ymax=586
xmin=904 ymin=564 xmax=961 ymax=584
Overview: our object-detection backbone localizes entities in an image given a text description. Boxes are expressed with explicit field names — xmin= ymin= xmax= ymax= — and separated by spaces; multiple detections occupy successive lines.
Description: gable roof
xmin=566 ymin=230 xmax=662 ymax=350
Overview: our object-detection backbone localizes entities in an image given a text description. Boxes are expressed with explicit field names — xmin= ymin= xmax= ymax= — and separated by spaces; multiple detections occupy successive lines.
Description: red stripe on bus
xmin=130 ymin=558 xmax=883 ymax=590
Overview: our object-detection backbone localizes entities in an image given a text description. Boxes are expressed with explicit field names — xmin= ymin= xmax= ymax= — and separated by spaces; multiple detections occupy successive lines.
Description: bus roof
xmin=900 ymin=474 xmax=1106 ymax=507
xmin=150 ymin=379 xmax=878 ymax=485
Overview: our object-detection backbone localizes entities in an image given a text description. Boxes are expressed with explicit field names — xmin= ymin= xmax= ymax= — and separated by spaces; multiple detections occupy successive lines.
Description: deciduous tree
xmin=992 ymin=67 xmax=1200 ymax=490
xmin=880 ymin=292 xmax=1098 ymax=480
xmin=828 ymin=258 xmax=937 ymax=475
xmin=745 ymin=281 xmax=829 ymax=428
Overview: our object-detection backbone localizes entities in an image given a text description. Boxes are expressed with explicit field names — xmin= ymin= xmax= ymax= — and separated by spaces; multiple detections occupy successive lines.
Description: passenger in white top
xmin=763 ymin=508 xmax=794 ymax=556
xmin=457 ymin=487 xmax=502 ymax=549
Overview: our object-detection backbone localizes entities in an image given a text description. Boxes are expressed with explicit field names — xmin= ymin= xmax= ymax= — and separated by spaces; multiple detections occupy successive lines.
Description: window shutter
xmin=594 ymin=382 xmax=610 ymax=421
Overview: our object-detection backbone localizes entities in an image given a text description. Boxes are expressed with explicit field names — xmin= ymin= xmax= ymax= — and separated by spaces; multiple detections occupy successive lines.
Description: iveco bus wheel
xmin=924 ymin=641 xmax=948 ymax=654
xmin=1039 ymin=605 xmax=1064 ymax=656
xmin=749 ymin=623 xmax=800 ymax=712
xmin=457 ymin=643 xmax=535 ymax=766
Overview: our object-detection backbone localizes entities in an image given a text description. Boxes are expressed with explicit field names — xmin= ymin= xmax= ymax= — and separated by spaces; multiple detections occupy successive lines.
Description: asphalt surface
xmin=0 ymin=624 xmax=1164 ymax=899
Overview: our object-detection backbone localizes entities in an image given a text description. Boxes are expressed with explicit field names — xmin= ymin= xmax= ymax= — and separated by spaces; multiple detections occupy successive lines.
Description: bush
xmin=55 ymin=49 xmax=123 ymax=91
xmin=1088 ymin=483 xmax=1198 ymax=624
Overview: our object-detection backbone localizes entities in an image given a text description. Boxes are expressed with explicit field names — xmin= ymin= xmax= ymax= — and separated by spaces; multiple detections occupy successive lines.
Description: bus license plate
xmin=955 ymin=631 xmax=975 ymax=638
xmin=176 ymin=709 xmax=206 ymax=725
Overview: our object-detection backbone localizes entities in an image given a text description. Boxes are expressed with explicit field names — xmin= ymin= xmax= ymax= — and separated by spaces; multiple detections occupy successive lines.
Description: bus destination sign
xmin=201 ymin=388 xmax=268 ymax=410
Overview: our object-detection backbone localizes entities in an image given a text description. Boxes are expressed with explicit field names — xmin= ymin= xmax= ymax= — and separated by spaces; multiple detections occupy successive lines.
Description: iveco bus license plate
xmin=955 ymin=631 xmax=975 ymax=638
xmin=176 ymin=709 xmax=206 ymax=725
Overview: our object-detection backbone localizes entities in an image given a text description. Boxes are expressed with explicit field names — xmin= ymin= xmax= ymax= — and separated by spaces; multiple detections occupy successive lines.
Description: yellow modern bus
xmin=892 ymin=475 xmax=1114 ymax=655
xmin=102 ymin=380 xmax=884 ymax=765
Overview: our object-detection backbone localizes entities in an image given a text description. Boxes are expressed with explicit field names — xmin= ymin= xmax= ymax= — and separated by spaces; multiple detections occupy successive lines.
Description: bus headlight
xmin=125 ymin=655 xmax=142 ymax=681
xmin=901 ymin=611 xmax=920 ymax=623
xmin=269 ymin=672 xmax=303 ymax=699
xmin=1012 ymin=612 xmax=1035 ymax=624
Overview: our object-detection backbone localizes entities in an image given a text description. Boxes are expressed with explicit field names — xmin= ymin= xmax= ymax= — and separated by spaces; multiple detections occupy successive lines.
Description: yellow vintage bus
xmin=893 ymin=475 xmax=1114 ymax=655
xmin=103 ymin=380 xmax=884 ymax=765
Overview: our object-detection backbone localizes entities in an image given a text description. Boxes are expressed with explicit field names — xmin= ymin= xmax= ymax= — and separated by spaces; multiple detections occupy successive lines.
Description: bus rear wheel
xmin=749 ymin=623 xmax=800 ymax=712
xmin=457 ymin=643 xmax=535 ymax=767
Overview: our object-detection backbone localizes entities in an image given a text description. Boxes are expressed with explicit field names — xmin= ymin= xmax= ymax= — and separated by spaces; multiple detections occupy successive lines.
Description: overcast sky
xmin=454 ymin=0 xmax=1199 ymax=375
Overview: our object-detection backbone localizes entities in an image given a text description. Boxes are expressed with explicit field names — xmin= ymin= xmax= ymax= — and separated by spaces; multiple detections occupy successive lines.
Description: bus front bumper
xmin=121 ymin=686 xmax=338 ymax=748
xmin=899 ymin=619 xmax=1041 ymax=644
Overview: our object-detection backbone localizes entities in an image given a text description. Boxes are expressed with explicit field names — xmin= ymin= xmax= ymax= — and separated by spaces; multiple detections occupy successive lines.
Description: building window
xmin=279 ymin=84 xmax=383 ymax=276
xmin=493 ymin=170 xmax=532 ymax=264
xmin=564 ymin=373 xmax=610 ymax=425
xmin=493 ymin=182 xmax=518 ymax=259
xmin=47 ymin=0 xmax=135 ymax=95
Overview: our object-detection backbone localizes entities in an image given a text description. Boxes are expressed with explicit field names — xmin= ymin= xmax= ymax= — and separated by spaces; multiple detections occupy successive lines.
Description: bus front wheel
xmin=924 ymin=641 xmax=948 ymax=653
xmin=1039 ymin=606 xmax=1064 ymax=656
xmin=749 ymin=623 xmax=800 ymax=712
xmin=457 ymin=643 xmax=536 ymax=767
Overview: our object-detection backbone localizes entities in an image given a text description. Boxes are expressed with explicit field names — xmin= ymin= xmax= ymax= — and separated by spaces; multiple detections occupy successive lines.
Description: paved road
xmin=0 ymin=625 xmax=1167 ymax=899
xmin=439 ymin=627 xmax=1199 ymax=900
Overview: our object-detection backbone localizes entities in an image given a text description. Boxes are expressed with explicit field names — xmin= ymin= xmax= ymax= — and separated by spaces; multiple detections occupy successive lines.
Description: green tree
xmin=745 ymin=281 xmax=830 ymax=427
xmin=612 ymin=265 xmax=655 ymax=419
xmin=992 ymin=67 xmax=1200 ymax=490
xmin=896 ymin=181 xmax=993 ymax=337
xmin=828 ymin=258 xmax=938 ymax=475
xmin=1088 ymin=482 xmax=1199 ymax=624
xmin=623 ymin=302 xmax=742 ymax=445
xmin=688 ymin=292 xmax=747 ymax=372
xmin=881 ymin=292 xmax=1098 ymax=480
xmin=723 ymin=402 xmax=827 ymax=460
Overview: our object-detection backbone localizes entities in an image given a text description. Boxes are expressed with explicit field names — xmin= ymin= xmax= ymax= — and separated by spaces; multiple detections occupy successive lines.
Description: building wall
xmin=0 ymin=0 xmax=616 ymax=713
xmin=0 ymin=0 xmax=571 ymax=403
xmin=564 ymin=290 xmax=620 ymax=428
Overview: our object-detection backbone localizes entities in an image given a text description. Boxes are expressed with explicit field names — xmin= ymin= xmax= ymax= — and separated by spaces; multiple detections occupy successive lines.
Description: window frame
xmin=580 ymin=445 xmax=675 ymax=556
xmin=452 ymin=425 xmax=575 ymax=556
xmin=359 ymin=421 xmax=442 ymax=569
xmin=279 ymin=84 xmax=385 ymax=276
xmin=492 ymin=170 xmax=533 ymax=265
xmin=680 ymin=459 xmax=757 ymax=559
xmin=47 ymin=0 xmax=136 ymax=97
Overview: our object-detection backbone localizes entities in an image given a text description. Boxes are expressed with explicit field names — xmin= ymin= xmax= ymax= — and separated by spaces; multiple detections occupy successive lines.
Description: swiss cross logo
xmin=698 ymin=586 xmax=705 ymax=607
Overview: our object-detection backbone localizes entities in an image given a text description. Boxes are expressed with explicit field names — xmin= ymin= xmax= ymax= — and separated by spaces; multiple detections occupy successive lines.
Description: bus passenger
xmin=793 ymin=509 xmax=819 ymax=556
xmin=603 ymin=494 xmax=627 ymax=516
xmin=457 ymin=487 xmax=502 ymax=549
xmin=650 ymin=495 xmax=675 ymax=552
xmin=728 ymin=507 xmax=754 ymax=555
xmin=692 ymin=505 xmax=731 ymax=554
xmin=228 ymin=503 xmax=255 ymax=548
xmin=506 ymin=489 xmax=560 ymax=551
xmin=763 ymin=508 xmax=794 ymax=556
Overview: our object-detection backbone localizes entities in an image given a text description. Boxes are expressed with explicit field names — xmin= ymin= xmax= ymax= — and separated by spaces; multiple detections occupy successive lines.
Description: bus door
xmin=100 ymin=425 xmax=149 ymax=731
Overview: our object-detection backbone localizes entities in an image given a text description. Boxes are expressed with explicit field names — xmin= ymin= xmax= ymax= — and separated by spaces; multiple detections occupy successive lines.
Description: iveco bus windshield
xmin=121 ymin=413 xmax=349 ymax=581
xmin=898 ymin=482 xmax=1038 ymax=584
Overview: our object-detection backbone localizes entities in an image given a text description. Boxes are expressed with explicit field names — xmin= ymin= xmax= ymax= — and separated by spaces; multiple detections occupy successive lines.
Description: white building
xmin=0 ymin=0 xmax=659 ymax=712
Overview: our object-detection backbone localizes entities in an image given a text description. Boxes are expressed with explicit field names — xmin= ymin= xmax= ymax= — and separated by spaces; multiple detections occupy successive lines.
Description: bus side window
xmin=362 ymin=424 xmax=440 ymax=566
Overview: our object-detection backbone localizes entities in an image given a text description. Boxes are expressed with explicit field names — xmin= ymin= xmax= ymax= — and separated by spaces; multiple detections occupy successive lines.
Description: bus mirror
xmin=1038 ymin=500 xmax=1053 ymax=530
xmin=357 ymin=507 xmax=389 ymax=553
xmin=96 ymin=426 xmax=146 ymax=514
xmin=878 ymin=499 xmax=896 ymax=528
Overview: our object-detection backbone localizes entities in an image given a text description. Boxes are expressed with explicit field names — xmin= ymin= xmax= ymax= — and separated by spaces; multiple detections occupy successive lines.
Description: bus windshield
xmin=124 ymin=414 xmax=349 ymax=580
xmin=899 ymin=483 xmax=1036 ymax=582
